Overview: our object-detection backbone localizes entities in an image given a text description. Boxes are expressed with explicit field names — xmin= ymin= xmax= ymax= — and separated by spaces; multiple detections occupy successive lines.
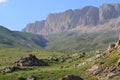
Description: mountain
xmin=0 ymin=26 xmax=47 ymax=49
xmin=23 ymin=3 xmax=120 ymax=35
xmin=45 ymin=30 xmax=120 ymax=53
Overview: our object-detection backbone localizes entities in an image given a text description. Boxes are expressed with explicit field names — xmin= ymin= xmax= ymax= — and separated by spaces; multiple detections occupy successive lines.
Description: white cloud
xmin=0 ymin=0 xmax=8 ymax=3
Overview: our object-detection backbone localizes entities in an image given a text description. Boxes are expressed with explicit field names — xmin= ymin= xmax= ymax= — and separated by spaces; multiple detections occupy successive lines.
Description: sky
xmin=0 ymin=0 xmax=120 ymax=31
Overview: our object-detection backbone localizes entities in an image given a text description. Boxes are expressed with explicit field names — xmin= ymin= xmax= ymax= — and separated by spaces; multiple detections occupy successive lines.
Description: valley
xmin=0 ymin=2 xmax=120 ymax=80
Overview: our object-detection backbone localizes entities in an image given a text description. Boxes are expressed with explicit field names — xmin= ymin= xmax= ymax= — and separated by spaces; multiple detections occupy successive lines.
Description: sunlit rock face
xmin=23 ymin=3 xmax=120 ymax=35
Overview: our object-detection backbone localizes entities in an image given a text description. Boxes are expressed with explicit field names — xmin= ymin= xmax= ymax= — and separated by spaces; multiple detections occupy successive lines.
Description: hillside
xmin=45 ymin=30 xmax=120 ymax=53
xmin=23 ymin=3 xmax=120 ymax=35
xmin=0 ymin=36 xmax=120 ymax=80
xmin=2 ymin=25 xmax=120 ymax=53
xmin=0 ymin=26 xmax=47 ymax=49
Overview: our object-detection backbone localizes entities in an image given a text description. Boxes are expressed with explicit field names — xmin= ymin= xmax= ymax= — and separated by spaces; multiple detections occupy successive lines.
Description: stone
xmin=50 ymin=56 xmax=59 ymax=61
xmin=1 ymin=66 xmax=18 ymax=73
xmin=106 ymin=72 xmax=117 ymax=79
xmin=117 ymin=58 xmax=120 ymax=67
xmin=88 ymin=64 xmax=99 ymax=72
xmin=61 ymin=74 xmax=84 ymax=80
xmin=79 ymin=52 xmax=86 ymax=58
xmin=92 ymin=70 xmax=101 ymax=75
xmin=13 ymin=54 xmax=47 ymax=67
xmin=107 ymin=43 xmax=115 ymax=53
xmin=95 ymin=50 xmax=101 ymax=54
xmin=95 ymin=54 xmax=102 ymax=59
xmin=108 ymin=43 xmax=115 ymax=49
xmin=104 ymin=67 xmax=110 ymax=73
xmin=66 ymin=59 xmax=72 ymax=63
xmin=27 ymin=75 xmax=36 ymax=80
xmin=78 ymin=62 xmax=87 ymax=67
xmin=60 ymin=57 xmax=66 ymax=62
xmin=115 ymin=40 xmax=120 ymax=48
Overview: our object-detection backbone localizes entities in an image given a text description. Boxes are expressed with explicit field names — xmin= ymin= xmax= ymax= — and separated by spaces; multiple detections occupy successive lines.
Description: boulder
xmin=115 ymin=40 xmax=120 ymax=48
xmin=107 ymin=43 xmax=115 ymax=53
xmin=60 ymin=57 xmax=66 ymax=62
xmin=27 ymin=75 xmax=36 ymax=80
xmin=50 ymin=56 xmax=59 ymax=61
xmin=78 ymin=62 xmax=87 ymax=67
xmin=87 ymin=64 xmax=99 ymax=72
xmin=109 ymin=44 xmax=116 ymax=49
xmin=61 ymin=74 xmax=84 ymax=80
xmin=1 ymin=66 xmax=18 ymax=73
xmin=79 ymin=52 xmax=86 ymax=58
xmin=71 ymin=52 xmax=85 ymax=58
xmin=117 ymin=58 xmax=120 ymax=67
xmin=13 ymin=54 xmax=47 ymax=67
xmin=106 ymin=72 xmax=117 ymax=79
xmin=95 ymin=54 xmax=102 ymax=59
xmin=95 ymin=50 xmax=101 ymax=54
xmin=92 ymin=70 xmax=101 ymax=76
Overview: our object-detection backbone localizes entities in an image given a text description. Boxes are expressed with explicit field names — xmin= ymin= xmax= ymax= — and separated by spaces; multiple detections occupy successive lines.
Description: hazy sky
xmin=0 ymin=0 xmax=120 ymax=31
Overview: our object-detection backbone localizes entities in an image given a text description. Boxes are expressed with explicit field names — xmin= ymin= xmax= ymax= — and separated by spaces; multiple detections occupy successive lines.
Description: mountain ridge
xmin=0 ymin=25 xmax=47 ymax=49
xmin=23 ymin=3 xmax=120 ymax=35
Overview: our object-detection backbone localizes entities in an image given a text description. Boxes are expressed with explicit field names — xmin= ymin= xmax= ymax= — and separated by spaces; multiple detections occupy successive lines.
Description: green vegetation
xmin=0 ymin=48 xmax=95 ymax=80
xmin=0 ymin=26 xmax=120 ymax=80
xmin=0 ymin=26 xmax=47 ymax=49
xmin=0 ymin=48 xmax=119 ymax=80
xmin=1 ymin=25 xmax=120 ymax=54
xmin=46 ymin=30 xmax=120 ymax=53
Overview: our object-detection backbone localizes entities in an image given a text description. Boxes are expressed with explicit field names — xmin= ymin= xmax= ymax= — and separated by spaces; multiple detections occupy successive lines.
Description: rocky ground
xmin=0 ymin=36 xmax=120 ymax=80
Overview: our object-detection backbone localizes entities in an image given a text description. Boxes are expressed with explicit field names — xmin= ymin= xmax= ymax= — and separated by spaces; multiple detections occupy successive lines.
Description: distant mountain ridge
xmin=23 ymin=3 xmax=120 ymax=35
xmin=0 ymin=26 xmax=47 ymax=49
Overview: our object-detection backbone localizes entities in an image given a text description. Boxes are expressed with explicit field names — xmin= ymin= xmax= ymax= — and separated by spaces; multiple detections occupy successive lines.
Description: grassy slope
xmin=46 ymin=30 xmax=120 ymax=53
xmin=0 ymin=48 xmax=95 ymax=80
xmin=0 ymin=26 xmax=47 ymax=49
xmin=0 ymin=48 xmax=119 ymax=80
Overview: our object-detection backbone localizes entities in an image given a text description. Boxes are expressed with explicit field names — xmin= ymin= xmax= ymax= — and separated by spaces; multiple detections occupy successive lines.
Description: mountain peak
xmin=23 ymin=3 xmax=120 ymax=35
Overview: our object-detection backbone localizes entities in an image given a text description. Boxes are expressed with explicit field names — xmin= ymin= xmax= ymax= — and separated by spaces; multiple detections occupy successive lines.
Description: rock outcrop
xmin=27 ymin=75 xmax=36 ymax=80
xmin=107 ymin=36 xmax=120 ymax=53
xmin=117 ymin=58 xmax=120 ymax=67
xmin=13 ymin=54 xmax=47 ymax=67
xmin=0 ymin=54 xmax=47 ymax=73
xmin=23 ymin=3 xmax=120 ymax=35
xmin=0 ymin=66 xmax=19 ymax=73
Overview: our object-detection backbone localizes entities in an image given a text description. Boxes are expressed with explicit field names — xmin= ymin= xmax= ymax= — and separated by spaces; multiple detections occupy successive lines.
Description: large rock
xmin=87 ymin=64 xmax=99 ymax=72
xmin=0 ymin=66 xmax=18 ymax=73
xmin=106 ymin=72 xmax=117 ymax=79
xmin=61 ymin=74 xmax=84 ymax=80
xmin=27 ymin=75 xmax=36 ymax=80
xmin=0 ymin=54 xmax=47 ymax=73
xmin=50 ymin=56 xmax=59 ymax=61
xmin=13 ymin=54 xmax=47 ymax=67
xmin=107 ymin=36 xmax=120 ymax=53
xmin=115 ymin=40 xmax=120 ymax=48
xmin=117 ymin=58 xmax=120 ymax=67
xmin=107 ymin=43 xmax=115 ymax=53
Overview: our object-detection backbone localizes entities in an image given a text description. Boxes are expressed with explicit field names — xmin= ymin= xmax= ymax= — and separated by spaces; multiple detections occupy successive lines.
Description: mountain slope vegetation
xmin=1 ymin=25 xmax=120 ymax=53
xmin=0 ymin=26 xmax=47 ymax=49
xmin=45 ymin=30 xmax=120 ymax=53
xmin=0 ymin=37 xmax=120 ymax=80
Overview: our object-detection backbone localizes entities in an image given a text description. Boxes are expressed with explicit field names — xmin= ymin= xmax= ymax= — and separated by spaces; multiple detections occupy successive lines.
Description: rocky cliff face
xmin=22 ymin=3 xmax=120 ymax=35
